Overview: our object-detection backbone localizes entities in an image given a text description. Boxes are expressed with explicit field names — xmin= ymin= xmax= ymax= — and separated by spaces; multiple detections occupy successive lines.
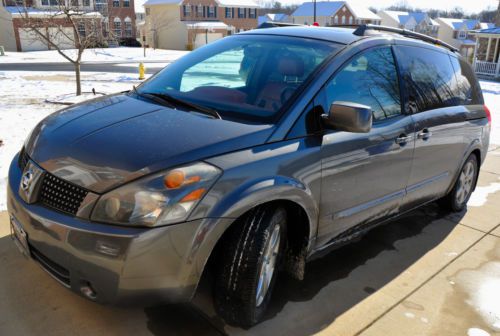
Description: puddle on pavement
xmin=432 ymin=239 xmax=500 ymax=335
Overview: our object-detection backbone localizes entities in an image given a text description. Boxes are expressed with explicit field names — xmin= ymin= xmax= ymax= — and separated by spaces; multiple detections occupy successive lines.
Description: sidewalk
xmin=1 ymin=148 xmax=499 ymax=336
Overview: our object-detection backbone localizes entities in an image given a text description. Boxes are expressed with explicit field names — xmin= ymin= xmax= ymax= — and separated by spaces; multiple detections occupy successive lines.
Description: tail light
xmin=484 ymin=105 xmax=492 ymax=124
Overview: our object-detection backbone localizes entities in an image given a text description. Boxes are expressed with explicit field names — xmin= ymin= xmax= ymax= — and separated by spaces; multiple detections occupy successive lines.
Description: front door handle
xmin=417 ymin=128 xmax=432 ymax=140
xmin=395 ymin=134 xmax=411 ymax=145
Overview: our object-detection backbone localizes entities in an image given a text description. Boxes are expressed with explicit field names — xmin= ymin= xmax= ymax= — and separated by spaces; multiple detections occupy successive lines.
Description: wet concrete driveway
xmin=1 ymin=147 xmax=500 ymax=336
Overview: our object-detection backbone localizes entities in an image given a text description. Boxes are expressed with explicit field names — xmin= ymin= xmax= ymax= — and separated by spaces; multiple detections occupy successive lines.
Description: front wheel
xmin=439 ymin=154 xmax=478 ymax=212
xmin=214 ymin=205 xmax=286 ymax=327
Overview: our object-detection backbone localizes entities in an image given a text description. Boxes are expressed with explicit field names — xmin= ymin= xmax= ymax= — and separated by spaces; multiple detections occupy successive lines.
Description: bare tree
xmin=16 ymin=0 xmax=103 ymax=96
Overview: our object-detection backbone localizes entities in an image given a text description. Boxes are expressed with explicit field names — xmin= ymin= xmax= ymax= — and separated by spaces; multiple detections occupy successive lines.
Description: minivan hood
xmin=26 ymin=94 xmax=274 ymax=193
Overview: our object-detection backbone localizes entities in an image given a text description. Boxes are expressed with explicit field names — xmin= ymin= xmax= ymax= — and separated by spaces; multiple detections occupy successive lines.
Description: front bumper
xmin=7 ymin=154 xmax=229 ymax=304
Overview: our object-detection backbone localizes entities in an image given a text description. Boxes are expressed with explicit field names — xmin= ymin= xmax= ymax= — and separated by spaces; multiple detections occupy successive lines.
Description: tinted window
xmin=138 ymin=35 xmax=338 ymax=123
xmin=449 ymin=56 xmax=484 ymax=105
xmin=320 ymin=47 xmax=401 ymax=121
xmin=395 ymin=46 xmax=459 ymax=113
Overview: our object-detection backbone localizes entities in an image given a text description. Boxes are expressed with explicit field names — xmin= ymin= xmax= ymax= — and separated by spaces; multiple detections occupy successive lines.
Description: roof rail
xmin=353 ymin=24 xmax=459 ymax=52
xmin=257 ymin=21 xmax=304 ymax=29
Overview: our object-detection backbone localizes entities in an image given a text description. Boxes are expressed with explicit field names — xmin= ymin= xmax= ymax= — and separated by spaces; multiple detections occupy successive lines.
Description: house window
xmin=41 ymin=0 xmax=49 ymax=5
xmin=333 ymin=15 xmax=338 ymax=24
xmin=123 ymin=0 xmax=129 ymax=7
xmin=95 ymin=0 xmax=106 ymax=11
xmin=225 ymin=7 xmax=232 ymax=18
xmin=348 ymin=16 xmax=353 ymax=24
xmin=249 ymin=8 xmax=256 ymax=18
xmin=341 ymin=16 xmax=345 ymax=24
xmin=113 ymin=0 xmax=119 ymax=7
xmin=124 ymin=18 xmax=132 ymax=37
xmin=113 ymin=18 xmax=122 ymax=37
xmin=49 ymin=0 xmax=58 ymax=5
xmin=238 ymin=8 xmax=245 ymax=18
xmin=197 ymin=4 xmax=203 ymax=17
xmin=83 ymin=0 xmax=89 ymax=6
xmin=71 ymin=0 xmax=78 ymax=6
xmin=208 ymin=5 xmax=215 ymax=18
xmin=78 ymin=22 xmax=86 ymax=37
xmin=458 ymin=30 xmax=467 ymax=39
xmin=183 ymin=4 xmax=191 ymax=16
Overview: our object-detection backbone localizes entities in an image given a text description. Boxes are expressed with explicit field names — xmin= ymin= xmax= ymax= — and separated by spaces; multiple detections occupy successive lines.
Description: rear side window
xmin=320 ymin=47 xmax=401 ymax=122
xmin=395 ymin=46 xmax=459 ymax=113
xmin=449 ymin=56 xmax=484 ymax=105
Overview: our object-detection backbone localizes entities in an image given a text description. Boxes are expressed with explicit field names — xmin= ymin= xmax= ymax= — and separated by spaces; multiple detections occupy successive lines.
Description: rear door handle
xmin=395 ymin=134 xmax=411 ymax=145
xmin=417 ymin=129 xmax=432 ymax=140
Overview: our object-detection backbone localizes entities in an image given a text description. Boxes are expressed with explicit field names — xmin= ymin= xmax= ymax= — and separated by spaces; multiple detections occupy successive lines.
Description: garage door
xmin=194 ymin=33 xmax=223 ymax=49
xmin=48 ymin=27 xmax=75 ymax=50
xmin=19 ymin=29 xmax=48 ymax=52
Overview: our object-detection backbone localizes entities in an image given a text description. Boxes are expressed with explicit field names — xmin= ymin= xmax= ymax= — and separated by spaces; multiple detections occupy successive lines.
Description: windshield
xmin=137 ymin=34 xmax=339 ymax=123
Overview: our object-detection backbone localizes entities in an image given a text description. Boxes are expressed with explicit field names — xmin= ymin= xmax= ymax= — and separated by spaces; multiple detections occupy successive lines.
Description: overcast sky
xmin=136 ymin=0 xmax=498 ymax=15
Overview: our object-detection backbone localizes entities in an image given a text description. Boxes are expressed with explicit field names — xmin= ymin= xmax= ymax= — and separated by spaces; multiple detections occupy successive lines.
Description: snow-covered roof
xmin=143 ymin=0 xmax=180 ymax=6
xmin=382 ymin=10 xmax=436 ymax=26
xmin=474 ymin=26 xmax=500 ymax=34
xmin=292 ymin=1 xmax=344 ymax=17
xmin=437 ymin=18 xmax=479 ymax=31
xmin=479 ymin=22 xmax=495 ymax=29
xmin=258 ymin=13 xmax=289 ymax=25
xmin=215 ymin=0 xmax=259 ymax=8
xmin=4 ymin=6 xmax=101 ymax=18
xmin=292 ymin=1 xmax=378 ymax=20
xmin=183 ymin=21 xmax=229 ymax=29
xmin=348 ymin=3 xmax=379 ymax=20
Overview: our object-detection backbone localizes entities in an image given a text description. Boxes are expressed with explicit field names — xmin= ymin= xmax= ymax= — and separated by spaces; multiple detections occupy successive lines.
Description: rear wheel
xmin=214 ymin=205 xmax=286 ymax=327
xmin=439 ymin=154 xmax=478 ymax=212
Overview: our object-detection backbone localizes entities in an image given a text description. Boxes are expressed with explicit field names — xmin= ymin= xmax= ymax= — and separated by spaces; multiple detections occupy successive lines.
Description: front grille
xmin=18 ymin=147 xmax=29 ymax=171
xmin=30 ymin=244 xmax=71 ymax=287
xmin=39 ymin=174 xmax=88 ymax=216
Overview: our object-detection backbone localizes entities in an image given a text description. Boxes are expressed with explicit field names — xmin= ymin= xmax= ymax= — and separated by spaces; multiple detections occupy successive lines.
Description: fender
xmin=446 ymin=139 xmax=483 ymax=195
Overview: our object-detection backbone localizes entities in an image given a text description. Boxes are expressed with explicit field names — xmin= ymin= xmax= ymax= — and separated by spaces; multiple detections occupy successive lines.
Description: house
xmin=469 ymin=26 xmax=500 ymax=77
xmin=258 ymin=12 xmax=289 ymax=26
xmin=378 ymin=11 xmax=439 ymax=37
xmin=0 ymin=0 xmax=102 ymax=51
xmin=436 ymin=18 xmax=486 ymax=60
xmin=94 ymin=0 xmax=137 ymax=42
xmin=290 ymin=1 xmax=380 ymax=27
xmin=144 ymin=0 xmax=259 ymax=50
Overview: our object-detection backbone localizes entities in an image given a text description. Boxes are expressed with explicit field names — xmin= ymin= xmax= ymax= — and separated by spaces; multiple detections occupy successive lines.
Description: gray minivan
xmin=7 ymin=25 xmax=491 ymax=327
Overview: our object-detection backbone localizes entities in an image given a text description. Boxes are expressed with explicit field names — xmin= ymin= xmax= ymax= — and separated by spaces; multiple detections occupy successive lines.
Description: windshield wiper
xmin=144 ymin=92 xmax=221 ymax=119
xmin=132 ymin=86 xmax=177 ymax=109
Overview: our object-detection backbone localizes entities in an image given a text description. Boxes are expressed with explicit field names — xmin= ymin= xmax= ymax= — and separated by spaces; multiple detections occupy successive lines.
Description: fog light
xmin=80 ymin=283 xmax=97 ymax=300
xmin=95 ymin=240 xmax=121 ymax=257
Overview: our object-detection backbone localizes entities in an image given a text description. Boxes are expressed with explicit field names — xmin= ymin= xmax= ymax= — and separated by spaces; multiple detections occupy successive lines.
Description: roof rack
xmin=353 ymin=24 xmax=459 ymax=52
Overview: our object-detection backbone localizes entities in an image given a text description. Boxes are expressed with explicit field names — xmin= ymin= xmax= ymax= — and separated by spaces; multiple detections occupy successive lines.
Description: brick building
xmin=143 ymin=0 xmax=258 ymax=50
xmin=95 ymin=0 xmax=136 ymax=42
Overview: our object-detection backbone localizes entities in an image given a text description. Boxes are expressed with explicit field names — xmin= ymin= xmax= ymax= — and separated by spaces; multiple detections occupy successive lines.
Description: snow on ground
xmin=0 ymin=70 xmax=150 ymax=210
xmin=0 ymin=75 xmax=499 ymax=210
xmin=0 ymin=47 xmax=189 ymax=64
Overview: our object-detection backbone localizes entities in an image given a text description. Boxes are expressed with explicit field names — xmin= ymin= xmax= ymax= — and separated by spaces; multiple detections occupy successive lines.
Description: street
xmin=0 ymin=62 xmax=165 ymax=74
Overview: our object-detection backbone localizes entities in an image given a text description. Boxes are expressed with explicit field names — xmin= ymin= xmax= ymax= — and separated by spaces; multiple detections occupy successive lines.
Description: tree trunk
xmin=75 ymin=62 xmax=82 ymax=96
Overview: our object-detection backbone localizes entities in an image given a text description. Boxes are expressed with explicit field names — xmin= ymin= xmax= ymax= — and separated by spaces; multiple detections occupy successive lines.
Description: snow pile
xmin=0 ymin=47 xmax=188 ymax=64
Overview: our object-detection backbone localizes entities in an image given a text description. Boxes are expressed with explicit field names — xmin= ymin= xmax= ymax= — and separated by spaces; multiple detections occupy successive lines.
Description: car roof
xmin=240 ymin=26 xmax=362 ymax=45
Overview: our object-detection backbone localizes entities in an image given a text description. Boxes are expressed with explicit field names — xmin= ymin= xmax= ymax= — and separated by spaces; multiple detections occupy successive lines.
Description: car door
xmin=393 ymin=44 xmax=470 ymax=210
xmin=316 ymin=46 xmax=415 ymax=247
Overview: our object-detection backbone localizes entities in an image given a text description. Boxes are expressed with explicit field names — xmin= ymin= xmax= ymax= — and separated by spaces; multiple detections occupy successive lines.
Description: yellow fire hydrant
xmin=139 ymin=62 xmax=146 ymax=80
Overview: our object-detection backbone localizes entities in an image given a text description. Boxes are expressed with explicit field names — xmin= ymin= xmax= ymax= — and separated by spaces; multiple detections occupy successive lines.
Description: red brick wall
xmin=107 ymin=0 xmax=136 ymax=38
xmin=179 ymin=0 xmax=257 ymax=32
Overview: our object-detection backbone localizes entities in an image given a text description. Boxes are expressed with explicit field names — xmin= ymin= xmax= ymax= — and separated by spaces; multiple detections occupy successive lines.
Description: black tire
xmin=214 ymin=205 xmax=287 ymax=328
xmin=439 ymin=154 xmax=478 ymax=212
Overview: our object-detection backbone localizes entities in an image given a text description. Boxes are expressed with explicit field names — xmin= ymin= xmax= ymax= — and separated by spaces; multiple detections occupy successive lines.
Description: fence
xmin=474 ymin=60 xmax=499 ymax=77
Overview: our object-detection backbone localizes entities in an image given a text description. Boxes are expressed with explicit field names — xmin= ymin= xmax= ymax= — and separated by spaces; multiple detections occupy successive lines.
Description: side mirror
xmin=322 ymin=101 xmax=373 ymax=133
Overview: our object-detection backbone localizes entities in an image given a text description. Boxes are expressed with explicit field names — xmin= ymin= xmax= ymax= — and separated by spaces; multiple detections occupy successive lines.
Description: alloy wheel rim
xmin=256 ymin=224 xmax=281 ymax=307
xmin=456 ymin=161 xmax=475 ymax=205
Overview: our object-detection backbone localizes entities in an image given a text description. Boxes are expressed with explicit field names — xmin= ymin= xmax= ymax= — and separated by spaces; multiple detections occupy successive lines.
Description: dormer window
xmin=458 ymin=30 xmax=467 ymax=39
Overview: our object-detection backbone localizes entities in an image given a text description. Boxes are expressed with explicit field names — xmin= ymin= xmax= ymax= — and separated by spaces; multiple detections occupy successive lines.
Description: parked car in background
xmin=7 ymin=25 xmax=490 ymax=327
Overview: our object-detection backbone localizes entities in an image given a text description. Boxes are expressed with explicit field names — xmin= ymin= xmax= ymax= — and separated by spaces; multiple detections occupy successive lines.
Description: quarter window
xmin=321 ymin=47 xmax=401 ymax=121
xmin=449 ymin=56 xmax=483 ymax=105
xmin=395 ymin=45 xmax=459 ymax=113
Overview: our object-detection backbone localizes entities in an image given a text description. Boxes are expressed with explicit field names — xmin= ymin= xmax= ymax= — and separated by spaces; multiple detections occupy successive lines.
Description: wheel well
xmin=206 ymin=200 xmax=310 ymax=282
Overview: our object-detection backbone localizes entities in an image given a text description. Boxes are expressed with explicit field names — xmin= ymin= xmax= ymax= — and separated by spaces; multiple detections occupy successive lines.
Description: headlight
xmin=91 ymin=162 xmax=221 ymax=227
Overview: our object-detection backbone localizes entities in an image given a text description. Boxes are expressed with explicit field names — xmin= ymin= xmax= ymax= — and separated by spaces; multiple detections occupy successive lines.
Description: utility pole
xmin=313 ymin=0 xmax=317 ymax=23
